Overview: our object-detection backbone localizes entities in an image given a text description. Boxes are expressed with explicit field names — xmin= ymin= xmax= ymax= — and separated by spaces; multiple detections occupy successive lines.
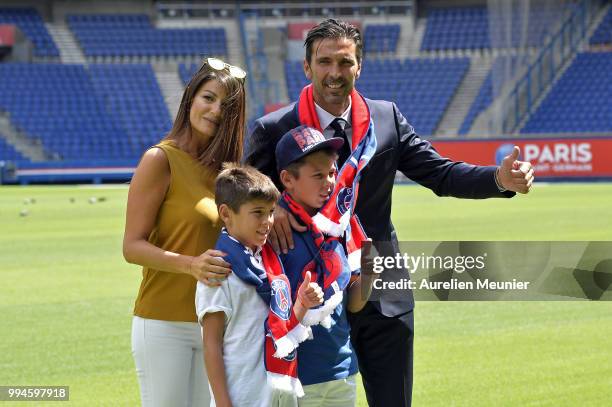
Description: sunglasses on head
xmin=203 ymin=57 xmax=247 ymax=80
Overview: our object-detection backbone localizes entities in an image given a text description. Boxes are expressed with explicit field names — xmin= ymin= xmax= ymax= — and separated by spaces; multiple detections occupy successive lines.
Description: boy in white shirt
xmin=196 ymin=164 xmax=323 ymax=407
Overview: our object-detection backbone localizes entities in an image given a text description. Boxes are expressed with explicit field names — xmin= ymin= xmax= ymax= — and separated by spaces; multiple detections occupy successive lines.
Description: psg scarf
xmin=214 ymin=230 xmax=310 ymax=397
xmin=297 ymin=84 xmax=375 ymax=273
xmin=281 ymin=192 xmax=354 ymax=329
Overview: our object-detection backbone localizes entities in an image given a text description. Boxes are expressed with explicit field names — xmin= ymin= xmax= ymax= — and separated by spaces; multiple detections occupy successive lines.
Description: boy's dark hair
xmin=304 ymin=18 xmax=363 ymax=64
xmin=215 ymin=164 xmax=280 ymax=212
xmin=283 ymin=148 xmax=338 ymax=179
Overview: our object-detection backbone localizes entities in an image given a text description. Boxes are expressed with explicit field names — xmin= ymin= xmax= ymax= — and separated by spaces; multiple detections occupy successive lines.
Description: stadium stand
xmin=179 ymin=62 xmax=199 ymax=85
xmin=421 ymin=5 xmax=566 ymax=51
xmin=458 ymin=56 xmax=523 ymax=135
xmin=360 ymin=58 xmax=470 ymax=135
xmin=0 ymin=135 xmax=26 ymax=162
xmin=285 ymin=57 xmax=469 ymax=135
xmin=421 ymin=7 xmax=490 ymax=51
xmin=521 ymin=52 xmax=612 ymax=133
xmin=67 ymin=14 xmax=227 ymax=58
xmin=458 ymin=70 xmax=493 ymax=135
xmin=0 ymin=63 xmax=135 ymax=160
xmin=1 ymin=1 xmax=610 ymax=184
xmin=0 ymin=8 xmax=59 ymax=57
xmin=89 ymin=64 xmax=172 ymax=156
xmin=283 ymin=62 xmax=305 ymax=108
xmin=364 ymin=24 xmax=400 ymax=54
xmin=590 ymin=7 xmax=612 ymax=45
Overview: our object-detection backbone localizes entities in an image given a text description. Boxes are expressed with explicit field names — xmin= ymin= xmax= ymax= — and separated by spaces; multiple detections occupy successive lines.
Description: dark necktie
xmin=329 ymin=118 xmax=352 ymax=167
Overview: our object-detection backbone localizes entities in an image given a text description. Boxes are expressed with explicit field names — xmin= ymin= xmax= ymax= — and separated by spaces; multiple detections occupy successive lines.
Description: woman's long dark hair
xmin=165 ymin=61 xmax=246 ymax=172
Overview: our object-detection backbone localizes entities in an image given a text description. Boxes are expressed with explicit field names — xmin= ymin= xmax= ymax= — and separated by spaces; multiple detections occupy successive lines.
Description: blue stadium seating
xmin=0 ymin=63 xmax=171 ymax=161
xmin=422 ymin=7 xmax=490 ymax=50
xmin=458 ymin=56 xmax=523 ymax=135
xmin=459 ymin=71 xmax=493 ymax=135
xmin=89 ymin=64 xmax=172 ymax=155
xmin=0 ymin=135 xmax=26 ymax=162
xmin=67 ymin=14 xmax=227 ymax=57
xmin=179 ymin=62 xmax=199 ymax=84
xmin=0 ymin=8 xmax=59 ymax=57
xmin=489 ymin=6 xmax=568 ymax=48
xmin=364 ymin=24 xmax=400 ymax=54
xmin=521 ymin=52 xmax=612 ymax=133
xmin=0 ymin=63 xmax=119 ymax=160
xmin=284 ymin=61 xmax=304 ymax=105
xmin=285 ymin=57 xmax=469 ymax=135
xmin=422 ymin=6 xmax=565 ymax=51
xmin=1 ymin=5 xmax=609 ymax=175
xmin=590 ymin=7 xmax=612 ymax=45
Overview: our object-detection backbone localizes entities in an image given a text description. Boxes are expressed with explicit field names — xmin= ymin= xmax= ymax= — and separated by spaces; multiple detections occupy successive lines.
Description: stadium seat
xmin=0 ymin=8 xmax=59 ymax=57
xmin=364 ymin=24 xmax=400 ymax=54
xmin=0 ymin=63 xmax=171 ymax=160
xmin=179 ymin=62 xmax=200 ymax=85
xmin=421 ymin=6 xmax=564 ymax=51
xmin=521 ymin=52 xmax=612 ymax=133
xmin=0 ymin=135 xmax=27 ymax=162
xmin=590 ymin=7 xmax=612 ymax=45
xmin=89 ymin=64 xmax=172 ymax=156
xmin=67 ymin=14 xmax=227 ymax=58
xmin=422 ymin=7 xmax=490 ymax=51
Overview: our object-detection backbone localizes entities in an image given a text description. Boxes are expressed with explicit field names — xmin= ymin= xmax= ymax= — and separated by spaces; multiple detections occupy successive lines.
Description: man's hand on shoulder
xmin=269 ymin=205 xmax=307 ymax=254
xmin=496 ymin=146 xmax=534 ymax=194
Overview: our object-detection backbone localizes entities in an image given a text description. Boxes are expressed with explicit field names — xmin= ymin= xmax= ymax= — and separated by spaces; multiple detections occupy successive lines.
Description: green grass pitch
xmin=1 ymin=183 xmax=611 ymax=406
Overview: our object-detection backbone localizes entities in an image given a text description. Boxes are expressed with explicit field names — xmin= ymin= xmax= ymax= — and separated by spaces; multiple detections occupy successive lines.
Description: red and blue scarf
xmin=297 ymin=84 xmax=375 ymax=273
xmin=214 ymin=230 xmax=309 ymax=397
xmin=281 ymin=192 xmax=355 ymax=328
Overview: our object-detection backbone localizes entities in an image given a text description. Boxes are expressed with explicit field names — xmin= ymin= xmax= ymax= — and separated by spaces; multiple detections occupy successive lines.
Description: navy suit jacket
xmin=244 ymin=98 xmax=514 ymax=315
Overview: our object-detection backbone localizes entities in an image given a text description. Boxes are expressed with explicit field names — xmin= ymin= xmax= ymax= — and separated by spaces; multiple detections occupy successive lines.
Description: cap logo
xmin=291 ymin=127 xmax=325 ymax=152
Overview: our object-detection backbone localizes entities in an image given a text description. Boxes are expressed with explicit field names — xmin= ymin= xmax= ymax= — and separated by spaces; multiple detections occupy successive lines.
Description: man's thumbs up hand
xmin=496 ymin=146 xmax=534 ymax=194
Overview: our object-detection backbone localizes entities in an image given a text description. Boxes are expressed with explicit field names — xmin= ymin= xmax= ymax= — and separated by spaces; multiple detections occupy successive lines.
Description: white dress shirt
xmin=315 ymin=100 xmax=353 ymax=149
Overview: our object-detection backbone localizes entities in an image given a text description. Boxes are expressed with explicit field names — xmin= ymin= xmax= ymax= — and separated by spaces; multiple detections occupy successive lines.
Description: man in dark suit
xmin=244 ymin=19 xmax=534 ymax=407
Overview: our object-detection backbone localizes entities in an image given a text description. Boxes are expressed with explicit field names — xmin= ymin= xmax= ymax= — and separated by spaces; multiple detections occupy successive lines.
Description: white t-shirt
xmin=196 ymin=272 xmax=271 ymax=407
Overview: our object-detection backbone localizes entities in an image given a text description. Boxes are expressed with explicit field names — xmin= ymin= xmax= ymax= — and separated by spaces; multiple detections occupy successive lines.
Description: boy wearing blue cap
xmin=275 ymin=125 xmax=373 ymax=406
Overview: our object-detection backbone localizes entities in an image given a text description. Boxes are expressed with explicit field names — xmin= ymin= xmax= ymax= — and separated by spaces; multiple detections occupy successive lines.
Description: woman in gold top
xmin=123 ymin=58 xmax=246 ymax=406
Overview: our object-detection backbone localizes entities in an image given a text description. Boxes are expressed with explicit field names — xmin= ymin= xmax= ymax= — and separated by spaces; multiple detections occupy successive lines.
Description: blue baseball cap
xmin=275 ymin=125 xmax=344 ymax=173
